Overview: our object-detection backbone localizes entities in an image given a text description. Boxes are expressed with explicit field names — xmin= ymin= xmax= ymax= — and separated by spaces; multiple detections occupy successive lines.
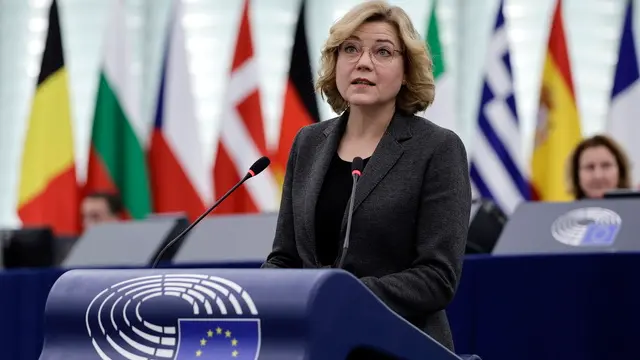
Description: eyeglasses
xmin=338 ymin=41 xmax=403 ymax=65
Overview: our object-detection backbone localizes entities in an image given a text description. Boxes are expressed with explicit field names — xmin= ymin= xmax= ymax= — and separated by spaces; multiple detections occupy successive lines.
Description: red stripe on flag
xmin=547 ymin=0 xmax=575 ymax=97
xmin=212 ymin=0 xmax=266 ymax=214
xmin=84 ymin=147 xmax=131 ymax=220
xmin=214 ymin=144 xmax=259 ymax=214
xmin=237 ymin=90 xmax=268 ymax=153
xmin=230 ymin=0 xmax=254 ymax=71
xmin=18 ymin=166 xmax=79 ymax=236
xmin=85 ymin=147 xmax=117 ymax=194
xmin=148 ymin=130 xmax=206 ymax=221
xmin=273 ymin=80 xmax=316 ymax=174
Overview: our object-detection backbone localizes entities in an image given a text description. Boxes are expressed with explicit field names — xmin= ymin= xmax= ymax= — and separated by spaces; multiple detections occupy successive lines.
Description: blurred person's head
xmin=568 ymin=135 xmax=632 ymax=199
xmin=315 ymin=0 xmax=434 ymax=116
xmin=81 ymin=192 xmax=123 ymax=229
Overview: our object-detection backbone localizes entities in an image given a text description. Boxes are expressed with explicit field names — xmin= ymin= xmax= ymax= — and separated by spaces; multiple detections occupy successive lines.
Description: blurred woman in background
xmin=567 ymin=134 xmax=632 ymax=199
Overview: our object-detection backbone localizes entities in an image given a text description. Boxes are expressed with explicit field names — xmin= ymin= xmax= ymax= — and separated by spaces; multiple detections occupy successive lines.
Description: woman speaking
xmin=262 ymin=0 xmax=471 ymax=352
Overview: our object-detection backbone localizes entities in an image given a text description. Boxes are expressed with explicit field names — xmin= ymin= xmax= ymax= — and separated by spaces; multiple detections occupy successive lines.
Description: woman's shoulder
xmin=407 ymin=114 xmax=465 ymax=151
xmin=293 ymin=117 xmax=340 ymax=141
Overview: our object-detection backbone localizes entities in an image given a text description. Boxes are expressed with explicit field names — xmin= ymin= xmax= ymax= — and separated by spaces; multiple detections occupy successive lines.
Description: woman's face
xmin=578 ymin=145 xmax=620 ymax=198
xmin=335 ymin=21 xmax=405 ymax=110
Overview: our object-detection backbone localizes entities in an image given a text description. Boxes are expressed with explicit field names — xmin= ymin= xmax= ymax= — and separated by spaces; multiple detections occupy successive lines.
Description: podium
xmin=39 ymin=268 xmax=462 ymax=360
xmin=492 ymin=199 xmax=640 ymax=255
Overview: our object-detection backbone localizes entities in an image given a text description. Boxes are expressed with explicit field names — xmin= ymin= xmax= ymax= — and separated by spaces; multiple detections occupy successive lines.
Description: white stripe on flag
xmin=483 ymin=99 xmax=526 ymax=174
xmin=474 ymin=128 xmax=523 ymax=214
xmin=609 ymin=81 xmax=640 ymax=184
xmin=228 ymin=59 xmax=260 ymax=105
xmin=485 ymin=27 xmax=512 ymax=98
xmin=219 ymin=108 xmax=279 ymax=211
xmin=164 ymin=0 xmax=212 ymax=204
xmin=219 ymin=53 xmax=279 ymax=211
xmin=103 ymin=0 xmax=142 ymax=140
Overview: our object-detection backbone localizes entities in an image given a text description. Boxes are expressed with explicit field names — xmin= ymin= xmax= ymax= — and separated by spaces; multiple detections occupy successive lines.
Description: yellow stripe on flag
xmin=18 ymin=69 xmax=75 ymax=207
xmin=531 ymin=54 xmax=582 ymax=201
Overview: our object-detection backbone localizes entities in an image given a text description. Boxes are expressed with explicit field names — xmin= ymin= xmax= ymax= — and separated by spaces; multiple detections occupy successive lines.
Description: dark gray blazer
xmin=262 ymin=111 xmax=471 ymax=351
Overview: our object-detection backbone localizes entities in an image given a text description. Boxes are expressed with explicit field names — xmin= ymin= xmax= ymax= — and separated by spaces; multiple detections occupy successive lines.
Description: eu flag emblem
xmin=581 ymin=224 xmax=620 ymax=246
xmin=175 ymin=318 xmax=261 ymax=359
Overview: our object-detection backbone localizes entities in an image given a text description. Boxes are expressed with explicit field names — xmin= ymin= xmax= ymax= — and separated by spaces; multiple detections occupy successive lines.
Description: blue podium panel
xmin=39 ymin=269 xmax=461 ymax=360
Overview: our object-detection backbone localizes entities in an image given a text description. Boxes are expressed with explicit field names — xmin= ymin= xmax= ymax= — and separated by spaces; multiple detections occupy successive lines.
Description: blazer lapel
xmin=340 ymin=112 xmax=412 ymax=234
xmin=303 ymin=114 xmax=346 ymax=263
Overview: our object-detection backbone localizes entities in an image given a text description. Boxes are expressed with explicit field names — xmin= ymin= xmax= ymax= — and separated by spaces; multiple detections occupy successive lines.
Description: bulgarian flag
xmin=84 ymin=0 xmax=152 ymax=220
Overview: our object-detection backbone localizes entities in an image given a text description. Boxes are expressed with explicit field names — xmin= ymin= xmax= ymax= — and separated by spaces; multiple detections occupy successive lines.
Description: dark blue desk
xmin=448 ymin=253 xmax=639 ymax=359
xmin=0 ymin=254 xmax=637 ymax=360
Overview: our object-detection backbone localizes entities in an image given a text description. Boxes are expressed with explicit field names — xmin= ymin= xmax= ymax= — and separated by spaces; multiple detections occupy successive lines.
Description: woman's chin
xmin=346 ymin=95 xmax=379 ymax=107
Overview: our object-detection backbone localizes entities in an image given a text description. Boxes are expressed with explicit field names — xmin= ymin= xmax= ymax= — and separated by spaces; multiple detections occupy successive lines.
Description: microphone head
xmin=248 ymin=156 xmax=270 ymax=177
xmin=351 ymin=157 xmax=364 ymax=176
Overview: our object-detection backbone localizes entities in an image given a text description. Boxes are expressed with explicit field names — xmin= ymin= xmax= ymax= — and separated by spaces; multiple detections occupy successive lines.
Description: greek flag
xmin=469 ymin=0 xmax=531 ymax=214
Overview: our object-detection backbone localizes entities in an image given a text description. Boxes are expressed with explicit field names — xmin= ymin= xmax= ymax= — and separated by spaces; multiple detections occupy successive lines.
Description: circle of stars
xmin=195 ymin=326 xmax=239 ymax=357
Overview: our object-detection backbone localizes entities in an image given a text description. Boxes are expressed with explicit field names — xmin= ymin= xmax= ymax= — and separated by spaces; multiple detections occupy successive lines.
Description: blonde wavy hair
xmin=315 ymin=0 xmax=435 ymax=115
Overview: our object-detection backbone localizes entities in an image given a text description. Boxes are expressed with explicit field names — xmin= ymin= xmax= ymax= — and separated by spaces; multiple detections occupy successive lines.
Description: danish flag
xmin=212 ymin=0 xmax=279 ymax=214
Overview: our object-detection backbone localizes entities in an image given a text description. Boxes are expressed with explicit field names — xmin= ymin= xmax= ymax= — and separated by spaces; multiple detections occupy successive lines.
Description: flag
xmin=531 ymin=0 xmax=582 ymax=201
xmin=421 ymin=0 xmax=456 ymax=133
xmin=85 ymin=0 xmax=152 ymax=220
xmin=212 ymin=0 xmax=279 ymax=214
xmin=469 ymin=0 xmax=531 ymax=214
xmin=17 ymin=0 xmax=79 ymax=236
xmin=607 ymin=0 xmax=640 ymax=185
xmin=271 ymin=0 xmax=320 ymax=187
xmin=174 ymin=319 xmax=260 ymax=359
xmin=148 ymin=0 xmax=210 ymax=221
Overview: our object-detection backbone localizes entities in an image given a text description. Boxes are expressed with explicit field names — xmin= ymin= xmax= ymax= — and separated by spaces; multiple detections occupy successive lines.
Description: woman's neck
xmin=344 ymin=104 xmax=395 ymax=140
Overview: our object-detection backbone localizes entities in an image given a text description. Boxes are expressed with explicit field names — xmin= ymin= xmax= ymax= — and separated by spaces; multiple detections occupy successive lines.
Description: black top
xmin=315 ymin=154 xmax=369 ymax=266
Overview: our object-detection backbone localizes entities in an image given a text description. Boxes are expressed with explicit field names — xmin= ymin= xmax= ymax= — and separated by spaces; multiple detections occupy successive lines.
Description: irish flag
xmin=85 ymin=0 xmax=152 ymax=219
xmin=422 ymin=0 xmax=456 ymax=133
xmin=17 ymin=0 xmax=80 ymax=236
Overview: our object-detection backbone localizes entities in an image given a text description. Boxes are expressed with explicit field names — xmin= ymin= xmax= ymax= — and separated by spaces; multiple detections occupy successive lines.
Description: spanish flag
xmin=531 ymin=0 xmax=582 ymax=201
xmin=17 ymin=0 xmax=79 ymax=236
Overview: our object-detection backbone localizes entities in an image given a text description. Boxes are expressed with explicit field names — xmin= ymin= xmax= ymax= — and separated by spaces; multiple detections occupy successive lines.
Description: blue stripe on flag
xmin=470 ymin=163 xmax=495 ymax=201
xmin=470 ymin=0 xmax=531 ymax=212
xmin=477 ymin=84 xmax=529 ymax=199
xmin=611 ymin=0 xmax=639 ymax=97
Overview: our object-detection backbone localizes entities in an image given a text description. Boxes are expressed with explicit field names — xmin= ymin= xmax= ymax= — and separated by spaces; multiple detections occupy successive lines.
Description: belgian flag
xmin=17 ymin=0 xmax=79 ymax=236
xmin=272 ymin=0 xmax=320 ymax=186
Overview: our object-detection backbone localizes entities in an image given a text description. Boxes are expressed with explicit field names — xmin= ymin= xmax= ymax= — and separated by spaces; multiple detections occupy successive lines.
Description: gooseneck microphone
xmin=150 ymin=156 xmax=271 ymax=268
xmin=336 ymin=157 xmax=364 ymax=269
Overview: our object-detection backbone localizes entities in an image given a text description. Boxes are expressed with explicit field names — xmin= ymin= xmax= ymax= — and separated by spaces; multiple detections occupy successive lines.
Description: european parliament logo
xmin=85 ymin=274 xmax=261 ymax=359
xmin=551 ymin=207 xmax=622 ymax=247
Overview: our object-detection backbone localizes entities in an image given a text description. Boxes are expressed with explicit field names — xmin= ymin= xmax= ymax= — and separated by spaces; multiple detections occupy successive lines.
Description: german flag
xmin=272 ymin=0 xmax=320 ymax=186
xmin=17 ymin=0 xmax=79 ymax=236
xmin=531 ymin=0 xmax=582 ymax=201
